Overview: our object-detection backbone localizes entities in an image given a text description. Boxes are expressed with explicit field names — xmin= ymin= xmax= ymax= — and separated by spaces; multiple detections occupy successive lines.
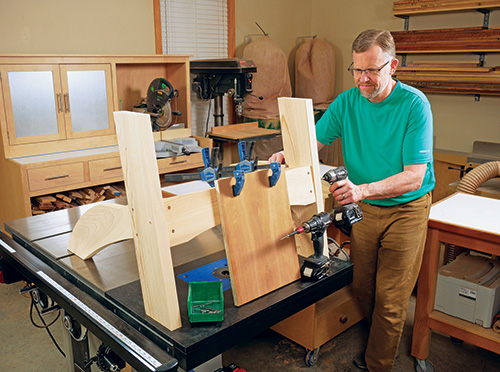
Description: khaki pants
xmin=350 ymin=193 xmax=431 ymax=372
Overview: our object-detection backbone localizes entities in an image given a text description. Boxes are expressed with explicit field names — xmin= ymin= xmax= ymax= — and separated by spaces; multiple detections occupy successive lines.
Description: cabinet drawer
xmin=89 ymin=157 xmax=123 ymax=181
xmin=28 ymin=163 xmax=84 ymax=192
xmin=157 ymin=153 xmax=204 ymax=173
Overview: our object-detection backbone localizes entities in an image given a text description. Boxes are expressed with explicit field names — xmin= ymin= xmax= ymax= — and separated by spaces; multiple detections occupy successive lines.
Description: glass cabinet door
xmin=0 ymin=65 xmax=66 ymax=145
xmin=60 ymin=64 xmax=115 ymax=138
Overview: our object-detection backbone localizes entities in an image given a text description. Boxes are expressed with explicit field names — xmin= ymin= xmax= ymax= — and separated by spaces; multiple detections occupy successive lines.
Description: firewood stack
xmin=31 ymin=183 xmax=127 ymax=215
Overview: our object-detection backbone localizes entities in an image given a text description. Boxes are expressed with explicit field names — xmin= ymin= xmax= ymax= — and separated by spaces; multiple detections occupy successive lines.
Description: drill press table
xmin=0 ymin=197 xmax=353 ymax=371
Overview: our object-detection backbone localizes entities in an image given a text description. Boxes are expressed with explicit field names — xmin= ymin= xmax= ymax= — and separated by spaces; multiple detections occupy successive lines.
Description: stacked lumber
xmin=392 ymin=27 xmax=500 ymax=53
xmin=31 ymin=183 xmax=126 ymax=215
xmin=394 ymin=65 xmax=500 ymax=95
xmin=393 ymin=0 xmax=500 ymax=16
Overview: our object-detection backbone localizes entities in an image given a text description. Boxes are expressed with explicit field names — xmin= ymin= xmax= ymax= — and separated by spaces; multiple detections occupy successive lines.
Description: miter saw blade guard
xmin=146 ymin=77 xmax=175 ymax=131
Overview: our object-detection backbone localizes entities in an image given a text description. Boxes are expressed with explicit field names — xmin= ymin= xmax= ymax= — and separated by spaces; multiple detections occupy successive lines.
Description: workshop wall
xmin=1 ymin=0 xmax=498 ymax=153
xmin=234 ymin=0 xmax=312 ymax=92
xmin=0 ymin=0 xmax=155 ymax=54
xmin=235 ymin=0 xmax=500 ymax=154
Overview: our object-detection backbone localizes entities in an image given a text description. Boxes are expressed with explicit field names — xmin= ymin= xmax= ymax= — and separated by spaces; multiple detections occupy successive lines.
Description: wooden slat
xmin=278 ymin=97 xmax=326 ymax=257
xmin=393 ymin=0 xmax=500 ymax=15
xmin=398 ymin=66 xmax=493 ymax=73
xmin=67 ymin=204 xmax=133 ymax=259
xmin=406 ymin=60 xmax=481 ymax=67
xmin=392 ymin=27 xmax=500 ymax=53
xmin=113 ymin=111 xmax=182 ymax=331
xmin=215 ymin=169 xmax=300 ymax=306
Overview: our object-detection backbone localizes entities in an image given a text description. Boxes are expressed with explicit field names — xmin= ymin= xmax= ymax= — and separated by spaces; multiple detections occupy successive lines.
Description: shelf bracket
xmin=477 ymin=9 xmax=490 ymax=28
xmin=395 ymin=15 xmax=410 ymax=31
xmin=401 ymin=53 xmax=407 ymax=67
xmin=473 ymin=52 xmax=486 ymax=67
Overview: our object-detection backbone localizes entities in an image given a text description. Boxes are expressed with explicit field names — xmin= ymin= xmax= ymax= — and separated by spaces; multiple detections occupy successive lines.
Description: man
xmin=270 ymin=29 xmax=435 ymax=371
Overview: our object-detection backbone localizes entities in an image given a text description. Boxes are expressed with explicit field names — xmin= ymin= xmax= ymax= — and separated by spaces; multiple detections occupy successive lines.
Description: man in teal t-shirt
xmin=270 ymin=29 xmax=435 ymax=372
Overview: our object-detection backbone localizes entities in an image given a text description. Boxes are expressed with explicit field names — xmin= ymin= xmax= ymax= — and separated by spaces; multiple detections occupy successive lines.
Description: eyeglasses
xmin=348 ymin=60 xmax=391 ymax=78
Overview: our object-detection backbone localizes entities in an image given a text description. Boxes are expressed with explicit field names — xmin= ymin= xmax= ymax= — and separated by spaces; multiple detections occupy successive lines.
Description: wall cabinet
xmin=0 ymin=64 xmax=114 ymax=145
xmin=0 ymin=55 xmax=207 ymax=231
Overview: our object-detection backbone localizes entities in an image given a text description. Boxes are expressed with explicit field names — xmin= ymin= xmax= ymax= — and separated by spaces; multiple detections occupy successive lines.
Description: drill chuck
xmin=302 ymin=212 xmax=333 ymax=233
xmin=322 ymin=166 xmax=348 ymax=184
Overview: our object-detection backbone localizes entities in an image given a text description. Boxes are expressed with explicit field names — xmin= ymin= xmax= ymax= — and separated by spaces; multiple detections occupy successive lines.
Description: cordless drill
xmin=281 ymin=166 xmax=363 ymax=281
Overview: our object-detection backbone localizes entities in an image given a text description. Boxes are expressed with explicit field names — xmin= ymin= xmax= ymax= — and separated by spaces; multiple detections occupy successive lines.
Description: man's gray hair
xmin=352 ymin=29 xmax=396 ymax=58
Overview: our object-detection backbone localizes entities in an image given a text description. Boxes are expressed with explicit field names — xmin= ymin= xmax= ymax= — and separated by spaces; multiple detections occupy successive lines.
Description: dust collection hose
xmin=456 ymin=161 xmax=500 ymax=194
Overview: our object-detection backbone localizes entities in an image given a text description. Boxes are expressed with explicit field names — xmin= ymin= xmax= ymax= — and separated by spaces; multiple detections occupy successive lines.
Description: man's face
xmin=351 ymin=45 xmax=397 ymax=102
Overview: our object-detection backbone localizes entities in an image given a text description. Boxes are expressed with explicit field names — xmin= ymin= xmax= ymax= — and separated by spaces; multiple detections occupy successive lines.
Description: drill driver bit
xmin=280 ymin=227 xmax=305 ymax=240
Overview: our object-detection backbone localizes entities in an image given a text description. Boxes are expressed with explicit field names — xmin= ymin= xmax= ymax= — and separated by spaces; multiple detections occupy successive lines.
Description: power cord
xmin=328 ymin=237 xmax=350 ymax=262
xmin=28 ymin=289 xmax=66 ymax=357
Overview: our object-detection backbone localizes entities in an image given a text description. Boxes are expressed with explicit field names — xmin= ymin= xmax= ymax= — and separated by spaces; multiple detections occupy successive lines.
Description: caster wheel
xmin=415 ymin=359 xmax=435 ymax=372
xmin=304 ymin=347 xmax=320 ymax=367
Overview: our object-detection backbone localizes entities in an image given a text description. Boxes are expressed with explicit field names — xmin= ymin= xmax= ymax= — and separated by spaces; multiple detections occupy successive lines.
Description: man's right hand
xmin=268 ymin=150 xmax=286 ymax=164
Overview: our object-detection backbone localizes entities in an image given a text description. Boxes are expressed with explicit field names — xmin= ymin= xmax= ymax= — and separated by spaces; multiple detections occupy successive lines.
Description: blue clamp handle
xmin=238 ymin=141 xmax=247 ymax=161
xmin=237 ymin=141 xmax=253 ymax=173
xmin=268 ymin=162 xmax=281 ymax=187
xmin=232 ymin=170 xmax=245 ymax=197
xmin=200 ymin=147 xmax=217 ymax=187
xmin=202 ymin=147 xmax=211 ymax=168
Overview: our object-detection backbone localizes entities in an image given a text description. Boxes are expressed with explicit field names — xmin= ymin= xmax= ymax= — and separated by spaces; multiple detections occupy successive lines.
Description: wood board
xmin=113 ymin=111 xmax=181 ymax=331
xmin=216 ymin=168 xmax=300 ymax=306
xmin=278 ymin=97 xmax=325 ymax=257
xmin=393 ymin=0 xmax=500 ymax=15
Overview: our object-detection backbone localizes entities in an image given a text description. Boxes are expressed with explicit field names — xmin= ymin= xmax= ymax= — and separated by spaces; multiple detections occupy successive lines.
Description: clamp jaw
xmin=200 ymin=147 xmax=221 ymax=187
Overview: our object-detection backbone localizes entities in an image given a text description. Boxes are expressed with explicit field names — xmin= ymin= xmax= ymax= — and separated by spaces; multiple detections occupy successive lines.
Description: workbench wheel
xmin=304 ymin=347 xmax=320 ymax=366
xmin=415 ymin=359 xmax=435 ymax=372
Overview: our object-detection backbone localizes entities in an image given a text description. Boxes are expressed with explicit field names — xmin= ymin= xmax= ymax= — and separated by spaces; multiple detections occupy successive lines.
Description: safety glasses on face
xmin=348 ymin=60 xmax=391 ymax=78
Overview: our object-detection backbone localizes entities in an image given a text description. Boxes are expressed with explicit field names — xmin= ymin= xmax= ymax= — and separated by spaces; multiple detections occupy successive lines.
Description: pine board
xmin=216 ymin=169 xmax=300 ymax=306
xmin=278 ymin=97 xmax=325 ymax=257
xmin=113 ymin=111 xmax=181 ymax=330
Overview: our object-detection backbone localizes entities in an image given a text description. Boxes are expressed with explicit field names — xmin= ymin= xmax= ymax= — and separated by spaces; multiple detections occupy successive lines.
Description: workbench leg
xmin=411 ymin=228 xmax=440 ymax=360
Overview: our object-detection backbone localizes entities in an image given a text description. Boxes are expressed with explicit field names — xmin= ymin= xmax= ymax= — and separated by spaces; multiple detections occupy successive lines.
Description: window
xmin=159 ymin=0 xmax=231 ymax=136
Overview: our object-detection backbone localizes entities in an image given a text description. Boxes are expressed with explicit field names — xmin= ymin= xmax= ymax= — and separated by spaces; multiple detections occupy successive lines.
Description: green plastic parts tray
xmin=187 ymin=281 xmax=224 ymax=323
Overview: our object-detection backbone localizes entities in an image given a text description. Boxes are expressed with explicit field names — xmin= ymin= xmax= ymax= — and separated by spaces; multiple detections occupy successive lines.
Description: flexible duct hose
xmin=456 ymin=161 xmax=500 ymax=194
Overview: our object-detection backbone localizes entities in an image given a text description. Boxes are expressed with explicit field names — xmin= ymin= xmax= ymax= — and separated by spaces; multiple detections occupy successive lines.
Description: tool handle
xmin=238 ymin=141 xmax=247 ymax=161
xmin=210 ymin=147 xmax=220 ymax=168
xmin=247 ymin=141 xmax=255 ymax=161
xmin=202 ymin=147 xmax=211 ymax=168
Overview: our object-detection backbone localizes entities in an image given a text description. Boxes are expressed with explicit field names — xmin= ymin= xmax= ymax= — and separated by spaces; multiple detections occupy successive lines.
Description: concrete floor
xmin=2 ymin=280 xmax=500 ymax=372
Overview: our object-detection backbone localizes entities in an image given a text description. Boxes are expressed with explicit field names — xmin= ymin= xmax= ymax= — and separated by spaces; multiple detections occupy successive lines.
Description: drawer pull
xmin=45 ymin=174 xmax=69 ymax=181
xmin=56 ymin=93 xmax=63 ymax=113
xmin=64 ymin=93 xmax=70 ymax=113
xmin=103 ymin=166 xmax=122 ymax=172
xmin=170 ymin=160 xmax=187 ymax=165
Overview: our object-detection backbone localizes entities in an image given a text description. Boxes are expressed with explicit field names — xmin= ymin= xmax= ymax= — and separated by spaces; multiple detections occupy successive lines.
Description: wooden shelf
xmin=394 ymin=66 xmax=500 ymax=95
xmin=429 ymin=310 xmax=500 ymax=354
xmin=393 ymin=0 xmax=500 ymax=16
xmin=392 ymin=27 xmax=500 ymax=53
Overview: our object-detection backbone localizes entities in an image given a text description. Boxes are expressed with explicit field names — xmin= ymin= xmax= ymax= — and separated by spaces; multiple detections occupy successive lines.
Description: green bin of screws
xmin=187 ymin=281 xmax=224 ymax=323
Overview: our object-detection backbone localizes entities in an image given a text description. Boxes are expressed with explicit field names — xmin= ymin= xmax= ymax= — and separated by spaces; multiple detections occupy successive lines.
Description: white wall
xmin=235 ymin=0 xmax=500 ymax=153
xmin=0 ymin=0 xmax=155 ymax=54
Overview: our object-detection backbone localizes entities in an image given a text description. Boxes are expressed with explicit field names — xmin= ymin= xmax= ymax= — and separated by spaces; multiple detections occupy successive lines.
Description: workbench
xmin=0 ymin=197 xmax=353 ymax=372
xmin=412 ymin=192 xmax=500 ymax=366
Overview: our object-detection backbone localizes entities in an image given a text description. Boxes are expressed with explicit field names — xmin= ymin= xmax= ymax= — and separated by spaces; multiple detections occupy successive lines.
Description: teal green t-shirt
xmin=316 ymin=80 xmax=435 ymax=206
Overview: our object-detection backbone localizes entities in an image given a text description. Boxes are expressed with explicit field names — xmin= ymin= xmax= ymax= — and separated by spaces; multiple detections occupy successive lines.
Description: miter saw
xmin=134 ymin=77 xmax=182 ymax=131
